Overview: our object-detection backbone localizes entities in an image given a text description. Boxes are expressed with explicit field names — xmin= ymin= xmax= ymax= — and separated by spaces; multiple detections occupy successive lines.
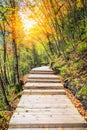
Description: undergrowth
xmin=52 ymin=47 xmax=87 ymax=110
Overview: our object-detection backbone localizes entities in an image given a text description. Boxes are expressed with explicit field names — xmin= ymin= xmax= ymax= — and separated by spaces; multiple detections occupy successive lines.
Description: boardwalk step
xmin=9 ymin=113 xmax=87 ymax=128
xmin=16 ymin=95 xmax=80 ymax=109
xmin=24 ymin=82 xmax=63 ymax=89
xmin=25 ymin=79 xmax=61 ymax=83
xmin=28 ymin=74 xmax=60 ymax=79
xmin=23 ymin=89 xmax=66 ymax=95
xmin=15 ymin=108 xmax=82 ymax=114
xmin=31 ymin=66 xmax=53 ymax=72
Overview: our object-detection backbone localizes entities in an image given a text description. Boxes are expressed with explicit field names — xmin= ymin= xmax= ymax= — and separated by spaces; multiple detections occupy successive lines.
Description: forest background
xmin=0 ymin=0 xmax=87 ymax=129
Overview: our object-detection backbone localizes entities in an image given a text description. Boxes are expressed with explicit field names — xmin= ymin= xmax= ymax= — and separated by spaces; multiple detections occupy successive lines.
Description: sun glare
xmin=20 ymin=12 xmax=36 ymax=33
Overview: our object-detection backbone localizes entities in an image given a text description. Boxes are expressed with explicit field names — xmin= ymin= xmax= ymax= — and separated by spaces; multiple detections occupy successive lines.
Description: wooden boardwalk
xmin=8 ymin=66 xmax=87 ymax=130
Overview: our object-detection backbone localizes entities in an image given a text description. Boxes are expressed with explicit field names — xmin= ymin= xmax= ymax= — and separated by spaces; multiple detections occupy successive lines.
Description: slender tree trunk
xmin=12 ymin=39 xmax=19 ymax=84
xmin=0 ymin=76 xmax=11 ymax=110
xmin=10 ymin=0 xmax=19 ymax=84
xmin=3 ymin=23 xmax=9 ymax=85
xmin=0 ymin=22 xmax=9 ymax=85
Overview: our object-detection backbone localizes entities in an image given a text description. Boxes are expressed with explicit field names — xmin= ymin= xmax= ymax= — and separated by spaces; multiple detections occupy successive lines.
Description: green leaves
xmin=76 ymin=86 xmax=87 ymax=100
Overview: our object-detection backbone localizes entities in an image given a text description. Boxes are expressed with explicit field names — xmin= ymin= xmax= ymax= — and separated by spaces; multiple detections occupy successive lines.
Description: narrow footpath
xmin=8 ymin=66 xmax=87 ymax=130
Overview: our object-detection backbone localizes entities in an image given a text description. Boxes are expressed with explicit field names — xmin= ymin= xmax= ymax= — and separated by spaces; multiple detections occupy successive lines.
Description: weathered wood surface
xmin=31 ymin=66 xmax=53 ymax=71
xmin=8 ymin=66 xmax=87 ymax=130
xmin=17 ymin=95 xmax=75 ymax=109
xmin=27 ymin=74 xmax=60 ymax=79
xmin=24 ymin=82 xmax=63 ymax=89
xmin=15 ymin=108 xmax=82 ymax=114
xmin=23 ymin=89 xmax=66 ymax=95
xmin=25 ymin=79 xmax=61 ymax=83
xmin=9 ymin=94 xmax=87 ymax=128
xmin=12 ymin=114 xmax=85 ymax=126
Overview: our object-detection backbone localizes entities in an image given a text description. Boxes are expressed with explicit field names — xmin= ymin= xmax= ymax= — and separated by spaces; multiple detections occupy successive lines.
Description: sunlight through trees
xmin=0 ymin=0 xmax=87 ymax=129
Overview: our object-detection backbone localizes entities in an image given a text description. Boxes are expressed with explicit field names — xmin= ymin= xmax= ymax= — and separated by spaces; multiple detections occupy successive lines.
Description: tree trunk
xmin=0 ymin=76 xmax=11 ymax=110
xmin=3 ymin=23 xmax=9 ymax=85
xmin=12 ymin=39 xmax=19 ymax=84
xmin=10 ymin=0 xmax=19 ymax=84
xmin=0 ymin=22 xmax=9 ymax=85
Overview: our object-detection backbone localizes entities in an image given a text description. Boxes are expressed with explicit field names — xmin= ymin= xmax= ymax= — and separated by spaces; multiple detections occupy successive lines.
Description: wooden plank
xmin=15 ymin=108 xmax=81 ymax=115
xmin=28 ymin=74 xmax=60 ymax=79
xmin=25 ymin=79 xmax=61 ymax=83
xmin=17 ymin=104 xmax=74 ymax=109
xmin=30 ymin=71 xmax=54 ymax=74
xmin=24 ymin=82 xmax=63 ymax=89
xmin=24 ymin=83 xmax=63 ymax=87
xmin=9 ymin=127 xmax=86 ymax=129
xmin=9 ymin=113 xmax=87 ymax=128
xmin=17 ymin=95 xmax=74 ymax=108
xmin=17 ymin=95 xmax=75 ymax=109
xmin=17 ymin=94 xmax=73 ymax=101
xmin=31 ymin=66 xmax=53 ymax=71
xmin=23 ymin=89 xmax=66 ymax=95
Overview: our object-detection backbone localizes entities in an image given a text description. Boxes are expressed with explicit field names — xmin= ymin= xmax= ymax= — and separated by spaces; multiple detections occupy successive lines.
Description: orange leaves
xmin=66 ymin=89 xmax=87 ymax=121
xmin=17 ymin=0 xmax=69 ymax=48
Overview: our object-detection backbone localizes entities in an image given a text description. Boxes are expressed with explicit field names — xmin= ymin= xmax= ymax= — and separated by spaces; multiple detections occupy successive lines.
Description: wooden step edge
xmin=24 ymin=83 xmax=64 ymax=87
xmin=30 ymin=70 xmax=53 ymax=72
xmin=27 ymin=77 xmax=60 ymax=80
xmin=30 ymin=71 xmax=54 ymax=74
xmin=24 ymin=86 xmax=64 ymax=90
xmin=23 ymin=89 xmax=66 ymax=95
xmin=25 ymin=80 xmax=62 ymax=83
xmin=9 ymin=122 xmax=87 ymax=128
xmin=30 ymin=72 xmax=54 ymax=74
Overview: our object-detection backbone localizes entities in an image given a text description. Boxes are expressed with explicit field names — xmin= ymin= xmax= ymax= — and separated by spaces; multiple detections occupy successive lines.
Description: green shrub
xmin=76 ymin=86 xmax=87 ymax=100
xmin=0 ymin=111 xmax=9 ymax=121
xmin=76 ymin=42 xmax=87 ymax=54
xmin=14 ymin=84 xmax=20 ymax=93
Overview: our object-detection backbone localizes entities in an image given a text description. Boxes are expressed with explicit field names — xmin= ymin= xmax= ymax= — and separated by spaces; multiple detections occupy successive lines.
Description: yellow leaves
xmin=77 ymin=0 xmax=83 ymax=8
xmin=20 ymin=11 xmax=36 ymax=33
xmin=66 ymin=89 xmax=87 ymax=122
xmin=16 ymin=0 xmax=70 ymax=48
